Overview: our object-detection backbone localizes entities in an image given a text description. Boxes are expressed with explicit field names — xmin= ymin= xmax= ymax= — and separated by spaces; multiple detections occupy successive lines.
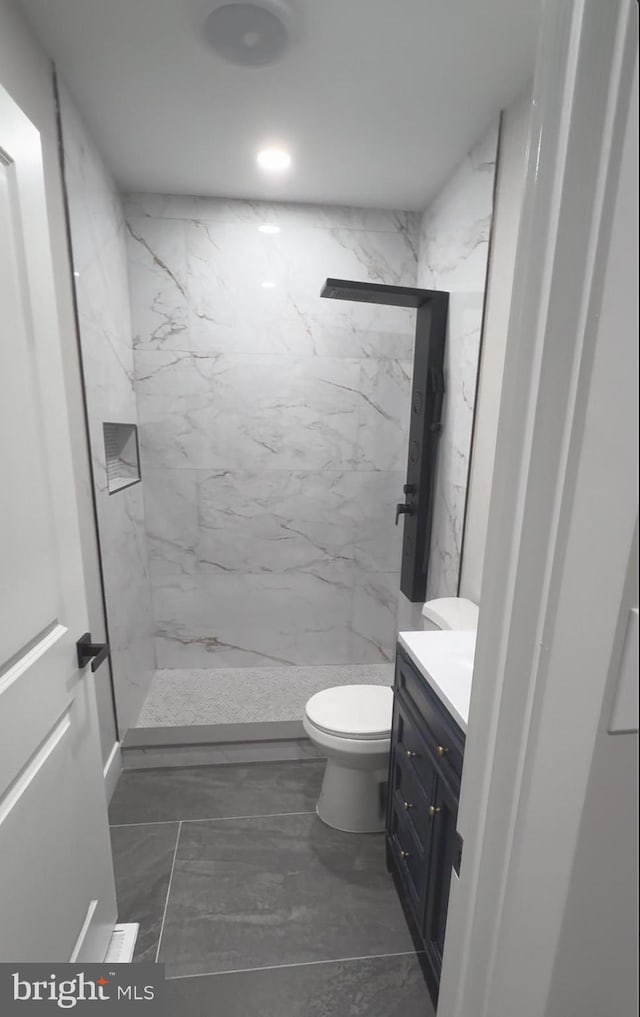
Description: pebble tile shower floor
xmin=108 ymin=759 xmax=434 ymax=1016
xmin=136 ymin=664 xmax=394 ymax=726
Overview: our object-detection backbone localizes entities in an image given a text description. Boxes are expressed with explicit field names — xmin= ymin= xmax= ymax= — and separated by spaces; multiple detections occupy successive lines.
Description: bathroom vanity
xmin=386 ymin=630 xmax=475 ymax=1006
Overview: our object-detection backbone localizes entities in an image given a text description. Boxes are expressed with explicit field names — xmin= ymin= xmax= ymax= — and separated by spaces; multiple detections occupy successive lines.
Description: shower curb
xmin=122 ymin=720 xmax=306 ymax=748
xmin=120 ymin=721 xmax=322 ymax=770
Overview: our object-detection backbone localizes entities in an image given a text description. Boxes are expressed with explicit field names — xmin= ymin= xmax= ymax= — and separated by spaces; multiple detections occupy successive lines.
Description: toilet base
xmin=315 ymin=757 xmax=389 ymax=834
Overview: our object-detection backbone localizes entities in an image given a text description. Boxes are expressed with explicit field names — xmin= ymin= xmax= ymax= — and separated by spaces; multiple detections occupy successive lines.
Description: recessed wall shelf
xmin=103 ymin=422 xmax=141 ymax=494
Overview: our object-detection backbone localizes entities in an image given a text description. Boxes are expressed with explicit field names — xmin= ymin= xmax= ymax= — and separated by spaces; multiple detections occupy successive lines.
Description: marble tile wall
xmin=60 ymin=90 xmax=155 ymax=731
xmin=417 ymin=122 xmax=500 ymax=600
xmin=124 ymin=196 xmax=419 ymax=667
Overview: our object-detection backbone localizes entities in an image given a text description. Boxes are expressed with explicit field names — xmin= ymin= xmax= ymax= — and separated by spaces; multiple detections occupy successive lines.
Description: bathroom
xmin=6 ymin=0 xmax=539 ymax=1011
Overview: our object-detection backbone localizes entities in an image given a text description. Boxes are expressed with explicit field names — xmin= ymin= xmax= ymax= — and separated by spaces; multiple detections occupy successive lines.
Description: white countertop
xmin=398 ymin=629 xmax=477 ymax=733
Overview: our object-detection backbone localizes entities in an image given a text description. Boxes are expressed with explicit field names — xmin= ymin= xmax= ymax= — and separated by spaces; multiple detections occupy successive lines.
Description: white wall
xmin=459 ymin=87 xmax=532 ymax=605
xmin=0 ymin=0 xmax=118 ymax=767
xmin=437 ymin=3 xmax=638 ymax=1010
xmin=546 ymin=51 xmax=638 ymax=1017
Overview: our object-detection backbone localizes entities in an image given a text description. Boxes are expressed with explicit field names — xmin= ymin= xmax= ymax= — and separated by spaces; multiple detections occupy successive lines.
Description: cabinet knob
xmin=436 ymin=745 xmax=449 ymax=758
xmin=405 ymin=749 xmax=417 ymax=759
xmin=400 ymin=849 xmax=411 ymax=860
xmin=402 ymin=801 xmax=414 ymax=811
xmin=428 ymin=805 xmax=442 ymax=817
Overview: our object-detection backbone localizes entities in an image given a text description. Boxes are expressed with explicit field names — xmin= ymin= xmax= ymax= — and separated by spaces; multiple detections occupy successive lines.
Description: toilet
xmin=303 ymin=685 xmax=393 ymax=834
xmin=303 ymin=597 xmax=478 ymax=834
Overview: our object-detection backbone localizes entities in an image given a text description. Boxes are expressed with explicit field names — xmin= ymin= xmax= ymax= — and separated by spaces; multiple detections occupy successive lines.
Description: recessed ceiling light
xmin=257 ymin=148 xmax=291 ymax=172
xmin=261 ymin=280 xmax=277 ymax=288
xmin=258 ymin=223 xmax=281 ymax=234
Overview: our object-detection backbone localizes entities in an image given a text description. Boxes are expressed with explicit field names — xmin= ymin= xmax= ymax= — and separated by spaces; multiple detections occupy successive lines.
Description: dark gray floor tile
xmin=167 ymin=954 xmax=433 ymax=1017
xmin=109 ymin=760 xmax=324 ymax=825
xmin=110 ymin=823 xmax=179 ymax=963
xmin=159 ymin=813 xmax=415 ymax=977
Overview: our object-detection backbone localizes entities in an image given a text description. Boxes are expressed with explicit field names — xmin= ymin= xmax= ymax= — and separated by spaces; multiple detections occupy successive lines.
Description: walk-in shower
xmin=59 ymin=87 xmax=499 ymax=742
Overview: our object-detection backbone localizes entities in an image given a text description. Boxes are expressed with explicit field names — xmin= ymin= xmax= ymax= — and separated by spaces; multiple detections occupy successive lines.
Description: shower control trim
xmin=395 ymin=502 xmax=416 ymax=526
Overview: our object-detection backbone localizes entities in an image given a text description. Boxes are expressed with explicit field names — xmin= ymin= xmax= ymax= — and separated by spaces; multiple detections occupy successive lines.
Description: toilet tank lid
xmin=421 ymin=597 xmax=479 ymax=630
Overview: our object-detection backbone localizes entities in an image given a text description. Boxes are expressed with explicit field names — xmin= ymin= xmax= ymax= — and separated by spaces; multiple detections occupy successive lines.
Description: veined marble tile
xmin=126 ymin=217 xmax=189 ymax=350
xmin=426 ymin=480 xmax=468 ymax=600
xmin=135 ymin=350 xmax=361 ymax=471
xmin=196 ymin=469 xmax=355 ymax=574
xmin=417 ymin=120 xmax=499 ymax=599
xmin=354 ymin=357 xmax=413 ymax=471
xmin=351 ymin=571 xmax=400 ymax=663
xmin=61 ymin=98 xmax=128 ymax=278
xmin=124 ymin=192 xmax=420 ymax=235
xmin=344 ymin=471 xmax=405 ymax=572
xmin=60 ymin=87 xmax=155 ymax=733
xmin=144 ymin=466 xmax=405 ymax=583
xmin=252 ymin=322 xmax=416 ymax=360
xmin=259 ymin=323 xmax=415 ymax=361
xmin=127 ymin=192 xmax=419 ymax=672
xmin=143 ymin=468 xmax=199 ymax=578
xmin=152 ymin=567 xmax=357 ymax=668
xmin=185 ymin=219 xmax=416 ymax=356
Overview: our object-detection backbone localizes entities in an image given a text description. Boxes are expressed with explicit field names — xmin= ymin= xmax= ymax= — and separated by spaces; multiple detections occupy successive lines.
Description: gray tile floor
xmin=109 ymin=759 xmax=433 ymax=1016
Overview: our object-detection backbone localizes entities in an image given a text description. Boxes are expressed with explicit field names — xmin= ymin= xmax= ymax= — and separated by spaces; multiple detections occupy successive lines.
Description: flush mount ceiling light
xmin=203 ymin=1 xmax=297 ymax=68
xmin=257 ymin=147 xmax=291 ymax=172
xmin=261 ymin=280 xmax=277 ymax=288
xmin=258 ymin=223 xmax=281 ymax=234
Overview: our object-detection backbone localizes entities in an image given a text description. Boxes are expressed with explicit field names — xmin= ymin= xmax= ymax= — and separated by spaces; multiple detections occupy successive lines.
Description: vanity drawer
xmin=395 ymin=647 xmax=465 ymax=786
xmin=388 ymin=793 xmax=427 ymax=910
xmin=393 ymin=694 xmax=439 ymax=801
xmin=389 ymin=746 xmax=434 ymax=851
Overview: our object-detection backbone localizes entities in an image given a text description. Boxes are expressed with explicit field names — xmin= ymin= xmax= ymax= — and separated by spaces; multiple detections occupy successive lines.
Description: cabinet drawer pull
xmin=405 ymin=749 xmax=418 ymax=759
xmin=400 ymin=849 xmax=411 ymax=860
xmin=436 ymin=745 xmax=449 ymax=758
xmin=428 ymin=805 xmax=442 ymax=817
xmin=402 ymin=801 xmax=414 ymax=811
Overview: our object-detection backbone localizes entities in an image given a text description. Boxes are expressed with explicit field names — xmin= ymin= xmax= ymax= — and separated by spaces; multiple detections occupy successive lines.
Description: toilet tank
xmin=421 ymin=597 xmax=479 ymax=631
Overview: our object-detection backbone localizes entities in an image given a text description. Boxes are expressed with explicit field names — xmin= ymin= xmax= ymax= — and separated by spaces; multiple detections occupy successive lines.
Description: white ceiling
xmin=19 ymin=0 xmax=540 ymax=209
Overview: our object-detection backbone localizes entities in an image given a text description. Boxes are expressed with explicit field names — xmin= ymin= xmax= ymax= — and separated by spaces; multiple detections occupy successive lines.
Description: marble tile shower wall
xmin=124 ymin=196 xmax=420 ymax=668
xmin=417 ymin=121 xmax=500 ymax=599
xmin=60 ymin=91 xmax=155 ymax=730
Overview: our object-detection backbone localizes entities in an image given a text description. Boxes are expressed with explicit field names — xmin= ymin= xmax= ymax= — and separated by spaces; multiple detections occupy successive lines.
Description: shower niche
xmin=102 ymin=422 xmax=141 ymax=494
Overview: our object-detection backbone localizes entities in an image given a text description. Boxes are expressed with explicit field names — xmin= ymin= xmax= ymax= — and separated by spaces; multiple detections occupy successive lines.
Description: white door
xmin=0 ymin=83 xmax=117 ymax=961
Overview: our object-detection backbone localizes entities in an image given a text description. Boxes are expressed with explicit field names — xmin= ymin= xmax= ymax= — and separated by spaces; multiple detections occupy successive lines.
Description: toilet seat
xmin=304 ymin=684 xmax=393 ymax=740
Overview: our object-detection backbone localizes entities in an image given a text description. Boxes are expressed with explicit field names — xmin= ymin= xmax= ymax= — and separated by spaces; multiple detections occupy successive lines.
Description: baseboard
xmin=103 ymin=741 xmax=122 ymax=802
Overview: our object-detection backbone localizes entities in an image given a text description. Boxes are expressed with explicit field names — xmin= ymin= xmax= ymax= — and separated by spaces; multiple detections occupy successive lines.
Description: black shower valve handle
xmin=395 ymin=502 xmax=416 ymax=526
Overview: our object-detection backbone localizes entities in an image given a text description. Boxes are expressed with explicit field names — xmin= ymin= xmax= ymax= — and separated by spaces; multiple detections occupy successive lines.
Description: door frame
xmin=438 ymin=0 xmax=638 ymax=1014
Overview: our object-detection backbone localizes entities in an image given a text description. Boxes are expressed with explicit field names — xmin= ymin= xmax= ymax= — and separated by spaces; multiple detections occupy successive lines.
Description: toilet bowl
xmin=303 ymin=684 xmax=393 ymax=834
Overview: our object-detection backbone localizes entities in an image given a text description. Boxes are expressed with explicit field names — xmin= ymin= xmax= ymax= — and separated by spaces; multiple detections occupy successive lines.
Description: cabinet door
xmin=422 ymin=773 xmax=459 ymax=985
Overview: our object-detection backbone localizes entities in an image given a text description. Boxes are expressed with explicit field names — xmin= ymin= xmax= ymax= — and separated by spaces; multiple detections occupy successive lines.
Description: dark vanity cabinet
xmin=386 ymin=645 xmax=465 ymax=1006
